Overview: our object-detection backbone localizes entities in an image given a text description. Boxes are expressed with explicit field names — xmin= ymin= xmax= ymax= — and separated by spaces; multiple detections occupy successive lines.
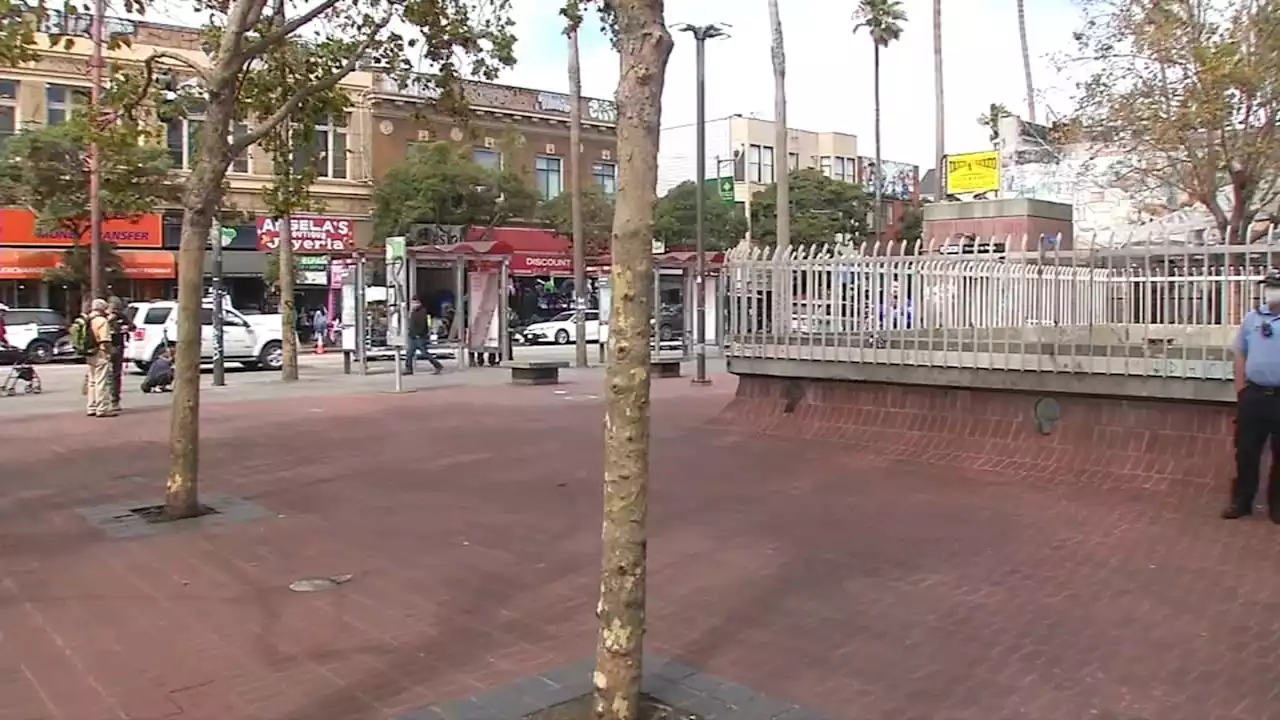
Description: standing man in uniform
xmin=106 ymin=297 xmax=133 ymax=410
xmin=1225 ymin=269 xmax=1280 ymax=522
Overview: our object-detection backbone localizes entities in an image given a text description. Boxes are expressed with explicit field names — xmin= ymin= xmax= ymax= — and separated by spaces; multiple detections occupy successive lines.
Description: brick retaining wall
xmin=714 ymin=375 xmax=1235 ymax=503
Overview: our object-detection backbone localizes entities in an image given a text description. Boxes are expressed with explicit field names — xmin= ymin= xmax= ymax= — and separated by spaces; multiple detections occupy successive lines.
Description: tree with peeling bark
xmin=768 ymin=0 xmax=789 ymax=250
xmin=1066 ymin=0 xmax=1280 ymax=243
xmin=97 ymin=0 xmax=516 ymax=520
xmin=591 ymin=3 xmax=672 ymax=719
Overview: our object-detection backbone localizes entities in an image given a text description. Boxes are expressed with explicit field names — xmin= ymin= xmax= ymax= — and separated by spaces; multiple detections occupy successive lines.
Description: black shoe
xmin=431 ymin=367 xmax=442 ymax=375
xmin=1268 ymin=508 xmax=1280 ymax=525
xmin=1222 ymin=505 xmax=1254 ymax=520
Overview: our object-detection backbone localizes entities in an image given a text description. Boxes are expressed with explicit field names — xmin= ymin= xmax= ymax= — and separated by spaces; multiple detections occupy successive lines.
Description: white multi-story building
xmin=657 ymin=114 xmax=860 ymax=204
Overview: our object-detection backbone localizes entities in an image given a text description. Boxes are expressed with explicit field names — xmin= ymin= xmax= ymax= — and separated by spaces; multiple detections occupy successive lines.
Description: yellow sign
xmin=945 ymin=151 xmax=1000 ymax=195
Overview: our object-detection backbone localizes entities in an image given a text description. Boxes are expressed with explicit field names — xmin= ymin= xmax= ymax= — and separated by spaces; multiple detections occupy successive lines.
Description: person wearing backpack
xmin=72 ymin=298 xmax=116 ymax=417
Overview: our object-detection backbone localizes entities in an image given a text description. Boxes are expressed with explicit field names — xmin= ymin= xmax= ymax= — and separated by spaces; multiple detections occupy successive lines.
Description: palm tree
xmin=933 ymin=0 xmax=944 ymax=200
xmin=977 ymin=102 xmax=1011 ymax=145
xmin=564 ymin=4 xmax=588 ymax=368
xmin=768 ymin=0 xmax=789 ymax=249
xmin=854 ymin=0 xmax=907 ymax=243
xmin=1017 ymin=0 xmax=1036 ymax=123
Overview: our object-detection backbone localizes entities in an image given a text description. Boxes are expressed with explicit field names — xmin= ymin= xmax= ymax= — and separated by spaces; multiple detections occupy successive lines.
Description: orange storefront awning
xmin=0 ymin=249 xmax=61 ymax=279
xmin=0 ymin=249 xmax=176 ymax=280
xmin=119 ymin=250 xmax=176 ymax=279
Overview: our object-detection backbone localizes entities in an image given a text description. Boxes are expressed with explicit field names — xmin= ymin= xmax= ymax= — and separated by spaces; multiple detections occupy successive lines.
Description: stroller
xmin=1 ymin=349 xmax=42 ymax=396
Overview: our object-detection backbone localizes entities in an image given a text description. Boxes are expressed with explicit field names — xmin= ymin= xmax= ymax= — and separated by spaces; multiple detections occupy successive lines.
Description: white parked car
xmin=1 ymin=307 xmax=74 ymax=363
xmin=124 ymin=300 xmax=289 ymax=372
xmin=520 ymin=310 xmax=600 ymax=345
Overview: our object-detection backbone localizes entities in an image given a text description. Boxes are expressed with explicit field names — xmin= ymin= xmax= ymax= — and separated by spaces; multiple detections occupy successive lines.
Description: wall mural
xmin=857 ymin=158 xmax=919 ymax=201
xmin=997 ymin=117 xmax=1223 ymax=244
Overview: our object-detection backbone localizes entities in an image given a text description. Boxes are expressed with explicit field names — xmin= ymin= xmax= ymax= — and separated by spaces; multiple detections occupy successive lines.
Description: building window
xmin=0 ymin=80 xmax=16 ymax=146
xmin=821 ymin=156 xmax=855 ymax=182
xmin=535 ymin=155 xmax=563 ymax=199
xmin=166 ymin=107 xmax=249 ymax=173
xmin=834 ymin=157 xmax=854 ymax=182
xmin=748 ymin=144 xmax=774 ymax=184
xmin=46 ymin=84 xmax=87 ymax=126
xmin=788 ymin=152 xmax=799 ymax=171
xmin=592 ymin=162 xmax=617 ymax=194
xmin=300 ymin=115 xmax=348 ymax=179
xmin=472 ymin=147 xmax=501 ymax=169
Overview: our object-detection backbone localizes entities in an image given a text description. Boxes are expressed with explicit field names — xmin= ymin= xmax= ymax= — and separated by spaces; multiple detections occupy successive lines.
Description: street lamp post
xmin=210 ymin=219 xmax=226 ymax=386
xmin=675 ymin=22 xmax=728 ymax=387
xmin=88 ymin=0 xmax=106 ymax=300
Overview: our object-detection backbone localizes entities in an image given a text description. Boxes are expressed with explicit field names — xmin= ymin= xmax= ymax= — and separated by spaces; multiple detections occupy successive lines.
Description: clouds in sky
xmin=498 ymin=0 xmax=1085 ymax=170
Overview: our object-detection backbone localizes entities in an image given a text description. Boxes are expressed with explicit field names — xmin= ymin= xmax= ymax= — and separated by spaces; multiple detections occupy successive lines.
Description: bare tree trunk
xmin=1017 ymin=0 xmax=1035 ymax=123
xmin=279 ymin=217 xmax=299 ymax=380
xmin=768 ymin=0 xmax=788 ymax=250
xmin=873 ymin=43 xmax=883 ymax=243
xmin=166 ymin=124 xmax=231 ymax=519
xmin=933 ymin=0 xmax=945 ymax=202
xmin=593 ymin=2 xmax=672 ymax=719
xmin=569 ymin=24 xmax=588 ymax=368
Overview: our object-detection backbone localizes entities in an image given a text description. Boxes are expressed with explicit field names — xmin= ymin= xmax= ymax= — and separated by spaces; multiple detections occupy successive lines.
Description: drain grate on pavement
xmin=128 ymin=503 xmax=219 ymax=523
xmin=75 ymin=494 xmax=271 ymax=539
xmin=393 ymin=654 xmax=823 ymax=720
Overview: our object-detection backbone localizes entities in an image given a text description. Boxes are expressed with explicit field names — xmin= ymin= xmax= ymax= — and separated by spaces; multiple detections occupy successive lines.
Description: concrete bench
xmin=650 ymin=359 xmax=682 ymax=379
xmin=509 ymin=361 xmax=570 ymax=386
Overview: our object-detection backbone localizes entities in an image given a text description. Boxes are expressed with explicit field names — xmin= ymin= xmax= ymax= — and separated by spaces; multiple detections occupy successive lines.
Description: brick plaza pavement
xmin=1 ymin=374 xmax=1279 ymax=719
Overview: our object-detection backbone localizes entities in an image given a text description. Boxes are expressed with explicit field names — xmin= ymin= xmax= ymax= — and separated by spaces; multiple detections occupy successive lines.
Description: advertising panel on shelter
xmin=945 ymin=151 xmax=1000 ymax=195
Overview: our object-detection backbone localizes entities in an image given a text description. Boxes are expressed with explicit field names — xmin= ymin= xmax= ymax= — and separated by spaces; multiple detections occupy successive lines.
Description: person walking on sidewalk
xmin=405 ymin=298 xmax=442 ymax=375
xmin=1225 ymin=269 xmax=1280 ymax=522
xmin=312 ymin=307 xmax=329 ymax=353
xmin=75 ymin=298 xmax=116 ymax=417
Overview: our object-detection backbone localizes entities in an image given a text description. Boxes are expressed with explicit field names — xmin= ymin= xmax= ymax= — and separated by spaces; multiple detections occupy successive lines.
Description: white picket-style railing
xmin=723 ymin=230 xmax=1280 ymax=381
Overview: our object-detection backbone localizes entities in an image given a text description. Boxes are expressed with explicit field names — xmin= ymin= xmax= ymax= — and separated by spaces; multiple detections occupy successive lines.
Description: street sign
xmin=718 ymin=177 xmax=735 ymax=204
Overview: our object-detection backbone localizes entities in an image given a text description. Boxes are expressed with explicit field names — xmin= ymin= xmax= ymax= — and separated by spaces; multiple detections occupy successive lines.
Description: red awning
xmin=464 ymin=226 xmax=570 ymax=254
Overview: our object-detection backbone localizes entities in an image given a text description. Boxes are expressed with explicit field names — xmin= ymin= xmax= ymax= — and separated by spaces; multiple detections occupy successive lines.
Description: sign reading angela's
xmin=256 ymin=216 xmax=354 ymax=253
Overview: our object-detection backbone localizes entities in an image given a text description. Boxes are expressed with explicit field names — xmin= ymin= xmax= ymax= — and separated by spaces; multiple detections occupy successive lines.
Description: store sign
xmin=297 ymin=255 xmax=329 ymax=285
xmin=0 ymin=209 xmax=162 ymax=248
xmin=256 ymin=216 xmax=354 ymax=253
xmin=510 ymin=254 xmax=573 ymax=275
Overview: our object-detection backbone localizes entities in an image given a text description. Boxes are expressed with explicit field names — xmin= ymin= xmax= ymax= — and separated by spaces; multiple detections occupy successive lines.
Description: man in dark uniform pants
xmin=1225 ymin=269 xmax=1280 ymax=522
xmin=105 ymin=297 xmax=133 ymax=409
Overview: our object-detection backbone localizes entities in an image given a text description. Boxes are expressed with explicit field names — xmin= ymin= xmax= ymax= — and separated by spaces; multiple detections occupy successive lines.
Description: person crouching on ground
xmin=1225 ymin=268 xmax=1280 ymax=522
xmin=141 ymin=346 xmax=174 ymax=393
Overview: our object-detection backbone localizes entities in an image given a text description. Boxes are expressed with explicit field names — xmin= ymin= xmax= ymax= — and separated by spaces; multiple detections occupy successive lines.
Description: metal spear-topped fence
xmin=724 ymin=228 xmax=1280 ymax=382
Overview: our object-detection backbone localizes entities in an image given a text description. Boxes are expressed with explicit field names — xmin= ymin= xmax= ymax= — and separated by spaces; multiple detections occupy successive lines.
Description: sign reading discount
xmin=945 ymin=151 xmax=1000 ymax=195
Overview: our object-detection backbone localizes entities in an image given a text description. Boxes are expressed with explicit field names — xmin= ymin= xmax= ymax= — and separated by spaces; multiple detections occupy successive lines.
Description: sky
xmin=137 ymin=0 xmax=1089 ymax=172
xmin=498 ymin=0 xmax=1086 ymax=171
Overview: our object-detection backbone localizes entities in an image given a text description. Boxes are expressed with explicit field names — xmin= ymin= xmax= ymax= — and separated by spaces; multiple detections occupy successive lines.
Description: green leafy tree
xmin=0 ymin=114 xmax=178 ymax=292
xmin=1066 ymin=0 xmax=1280 ymax=243
xmin=653 ymin=180 xmax=747 ymax=251
xmin=373 ymin=141 xmax=538 ymax=241
xmin=899 ymin=203 xmax=923 ymax=244
xmin=854 ymin=0 xmax=907 ymax=241
xmin=241 ymin=31 xmax=352 ymax=382
xmin=538 ymin=184 xmax=613 ymax=256
xmin=750 ymin=168 xmax=872 ymax=246
xmin=42 ymin=0 xmax=519 ymax=521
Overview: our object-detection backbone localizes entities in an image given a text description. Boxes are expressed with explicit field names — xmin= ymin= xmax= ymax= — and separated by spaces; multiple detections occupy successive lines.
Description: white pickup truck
xmin=124 ymin=300 xmax=288 ymax=372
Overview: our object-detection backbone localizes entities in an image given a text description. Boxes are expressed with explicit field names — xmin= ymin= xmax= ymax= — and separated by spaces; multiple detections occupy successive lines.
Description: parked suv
xmin=2 ymin=308 xmax=73 ymax=363
xmin=124 ymin=301 xmax=287 ymax=372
